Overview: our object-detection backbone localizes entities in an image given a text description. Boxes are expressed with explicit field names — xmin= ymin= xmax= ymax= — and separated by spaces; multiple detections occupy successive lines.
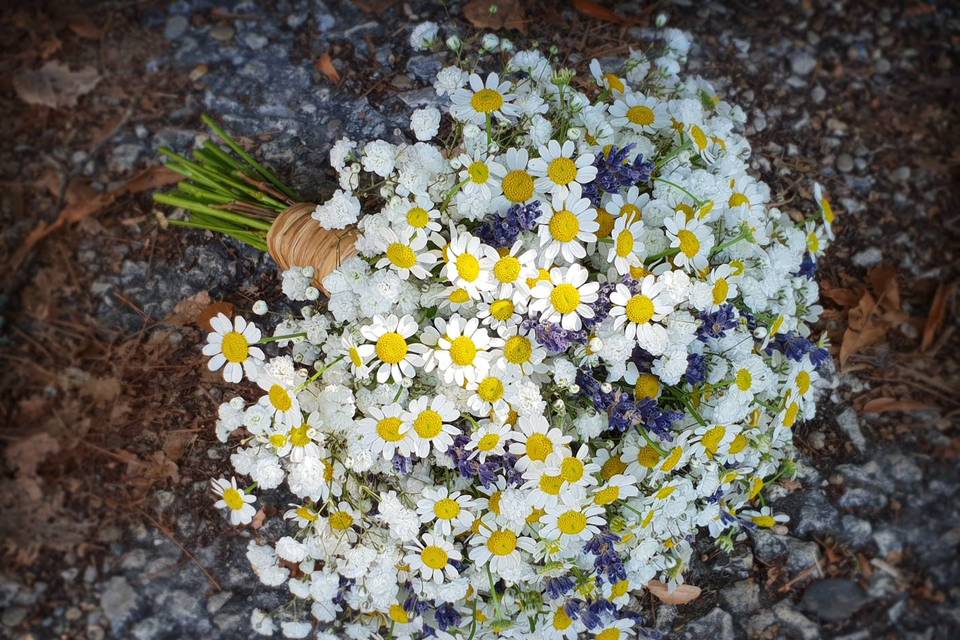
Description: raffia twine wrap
xmin=267 ymin=203 xmax=359 ymax=295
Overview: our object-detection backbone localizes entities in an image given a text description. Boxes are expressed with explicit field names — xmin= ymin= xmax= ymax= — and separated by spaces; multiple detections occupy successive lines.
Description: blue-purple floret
xmin=584 ymin=530 xmax=627 ymax=586
xmin=683 ymin=352 xmax=707 ymax=385
xmin=545 ymin=575 xmax=576 ymax=599
xmin=447 ymin=433 xmax=522 ymax=487
xmin=522 ymin=314 xmax=588 ymax=354
xmin=392 ymin=455 xmax=413 ymax=474
xmin=697 ymin=303 xmax=739 ymax=341
xmin=435 ymin=603 xmax=461 ymax=631
xmin=476 ymin=201 xmax=542 ymax=248
xmin=582 ymin=144 xmax=655 ymax=207
xmin=765 ymin=331 xmax=830 ymax=369
xmin=576 ymin=368 xmax=680 ymax=439
xmin=797 ymin=252 xmax=817 ymax=279
xmin=564 ymin=597 xmax=617 ymax=630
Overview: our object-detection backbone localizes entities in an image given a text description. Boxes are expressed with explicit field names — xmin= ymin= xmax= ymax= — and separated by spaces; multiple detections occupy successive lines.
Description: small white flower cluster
xmin=205 ymin=30 xmax=835 ymax=639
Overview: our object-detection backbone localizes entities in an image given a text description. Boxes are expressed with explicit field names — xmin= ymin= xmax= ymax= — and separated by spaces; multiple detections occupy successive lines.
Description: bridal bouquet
xmin=187 ymin=28 xmax=835 ymax=640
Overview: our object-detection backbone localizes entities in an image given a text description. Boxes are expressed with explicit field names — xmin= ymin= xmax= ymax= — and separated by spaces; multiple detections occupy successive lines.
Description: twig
xmin=138 ymin=508 xmax=222 ymax=591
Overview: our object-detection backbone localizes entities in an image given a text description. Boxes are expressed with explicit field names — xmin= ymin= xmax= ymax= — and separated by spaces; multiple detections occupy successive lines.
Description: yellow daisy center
xmin=660 ymin=447 xmax=683 ymax=472
xmin=600 ymin=455 xmax=627 ymax=480
xmin=269 ymin=384 xmax=292 ymax=412
xmin=221 ymin=331 xmax=249 ymax=363
xmin=550 ymin=283 xmax=581 ymax=314
xmin=502 ymin=170 xmax=534 ymax=203
xmin=376 ymin=332 xmax=408 ymax=364
xmin=493 ymin=255 xmax=521 ymax=283
xmin=784 ymin=402 xmax=800 ymax=427
xmin=557 ymin=511 xmax=587 ymax=535
xmin=477 ymin=433 xmax=501 ymax=452
xmin=477 ymin=377 xmax=504 ymax=402
xmin=376 ymin=417 xmax=405 ymax=442
xmin=627 ymin=105 xmax=655 ymax=126
xmin=553 ymin=608 xmax=574 ymax=631
xmin=752 ymin=515 xmax=776 ymax=528
xmin=702 ymin=425 xmax=726 ymax=455
xmin=604 ymin=73 xmax=624 ymax=93
xmin=820 ymin=197 xmax=835 ymax=223
xmin=329 ymin=511 xmax=353 ymax=530
xmin=269 ymin=433 xmax=287 ymax=448
xmin=677 ymin=229 xmax=701 ymax=257
xmin=560 ymin=457 xmax=584 ymax=483
xmin=525 ymin=432 xmax=553 ymax=462
xmin=296 ymin=506 xmax=317 ymax=522
xmin=638 ymin=445 xmax=661 ymax=469
xmin=736 ymin=369 xmax=752 ymax=392
xmin=807 ymin=232 xmax=820 ymax=254
xmin=449 ymin=288 xmax=470 ymax=304
xmin=796 ymin=370 xmax=811 ymax=396
xmin=729 ymin=433 xmax=748 ymax=454
xmin=597 ymin=208 xmax=616 ymax=238
xmin=490 ymin=299 xmax=515 ymax=321
xmin=594 ymin=485 xmax=620 ymax=506
xmin=656 ymin=485 xmax=676 ymax=500
xmin=487 ymin=530 xmax=517 ymax=556
xmin=539 ymin=473 xmax=563 ymax=495
xmin=289 ymin=424 xmax=311 ymax=447
xmin=406 ymin=207 xmax=430 ymax=228
xmin=547 ymin=157 xmax=577 ymax=185
xmin=449 ymin=336 xmax=478 ymax=366
xmin=471 ymin=88 xmax=504 ymax=113
xmin=728 ymin=192 xmax=750 ymax=208
xmin=488 ymin=491 xmax=502 ymax=515
xmin=620 ymin=203 xmax=641 ymax=222
xmin=504 ymin=335 xmax=532 ymax=365
xmin=455 ymin=253 xmax=480 ymax=282
xmin=389 ymin=605 xmax=409 ymax=624
xmin=712 ymin=278 xmax=729 ymax=304
xmin=625 ymin=294 xmax=655 ymax=324
xmin=549 ymin=209 xmax=580 ymax=242
xmin=634 ymin=373 xmax=661 ymax=399
xmin=414 ymin=409 xmax=444 ymax=439
xmin=615 ymin=229 xmax=634 ymax=257
xmin=434 ymin=498 xmax=461 ymax=520
xmin=468 ymin=160 xmax=489 ymax=183
xmin=386 ymin=242 xmax=417 ymax=269
xmin=421 ymin=545 xmax=449 ymax=570
xmin=349 ymin=346 xmax=363 ymax=367
xmin=223 ymin=488 xmax=245 ymax=511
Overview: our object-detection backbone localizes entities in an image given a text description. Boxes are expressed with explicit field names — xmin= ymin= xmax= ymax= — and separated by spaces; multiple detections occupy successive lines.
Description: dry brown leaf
xmin=162 ymin=431 xmax=198 ymax=462
xmin=5 ymin=432 xmax=61 ymax=480
xmin=868 ymin=265 xmax=900 ymax=311
xmin=165 ymin=290 xmax=211 ymax=324
xmin=13 ymin=61 xmax=100 ymax=109
xmin=67 ymin=12 xmax=102 ymax=39
xmin=80 ymin=376 xmax=123 ymax=404
xmin=647 ymin=580 xmax=702 ymax=605
xmin=315 ymin=53 xmax=341 ymax=84
xmin=820 ymin=282 xmax=861 ymax=308
xmin=572 ymin=0 xmax=643 ymax=24
xmin=251 ymin=508 xmax=267 ymax=529
xmin=198 ymin=301 xmax=236 ymax=331
xmin=861 ymin=397 xmax=937 ymax=414
xmin=463 ymin=0 xmax=527 ymax=32
xmin=9 ymin=165 xmax=184 ymax=276
xmin=921 ymin=282 xmax=956 ymax=351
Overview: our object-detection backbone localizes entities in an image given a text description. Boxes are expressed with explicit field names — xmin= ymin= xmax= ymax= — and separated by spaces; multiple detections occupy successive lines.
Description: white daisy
xmin=664 ymin=211 xmax=715 ymax=271
xmin=203 ymin=313 xmax=264 ymax=383
xmin=492 ymin=325 xmax=547 ymax=377
xmin=356 ymin=403 xmax=409 ymax=460
xmin=375 ymin=227 xmax=438 ymax=279
xmin=464 ymin=420 xmax=513 ymax=461
xmin=529 ymin=263 xmax=600 ymax=330
xmin=607 ymin=215 xmax=645 ymax=275
xmin=416 ymin=487 xmax=476 ymax=536
xmin=508 ymin=415 xmax=572 ymax=472
xmin=529 ymin=139 xmax=598 ymax=198
xmin=465 ymin=366 xmax=514 ymax=418
xmin=467 ymin=516 xmax=536 ymax=575
xmin=537 ymin=184 xmax=599 ymax=264
xmin=211 ymin=477 xmax=257 ymax=525
xmin=541 ymin=487 xmax=605 ymax=542
xmin=489 ymin=240 xmax=538 ymax=301
xmin=457 ymin=151 xmax=504 ymax=200
xmin=491 ymin=148 xmax=537 ymax=208
xmin=609 ymin=277 xmax=674 ymax=353
xmin=610 ymin=92 xmax=666 ymax=133
xmin=405 ymin=532 xmax=462 ymax=584
xmin=358 ymin=314 xmax=427 ymax=384
xmin=433 ymin=314 xmax=498 ymax=385
xmin=255 ymin=373 xmax=301 ymax=428
xmin=443 ymin=230 xmax=497 ymax=296
xmin=402 ymin=394 xmax=460 ymax=457
xmin=450 ymin=72 xmax=520 ymax=125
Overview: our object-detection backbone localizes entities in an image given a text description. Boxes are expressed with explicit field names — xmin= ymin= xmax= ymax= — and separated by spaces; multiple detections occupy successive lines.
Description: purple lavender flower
xmin=683 ymin=352 xmax=707 ymax=385
xmin=582 ymin=144 xmax=654 ymax=206
xmin=476 ymin=201 xmax=541 ymax=248
xmin=697 ymin=304 xmax=739 ymax=342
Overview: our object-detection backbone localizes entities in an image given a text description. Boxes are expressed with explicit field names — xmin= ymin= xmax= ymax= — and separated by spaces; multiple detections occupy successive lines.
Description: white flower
xmin=402 ymin=394 xmax=460 ymax=457
xmin=434 ymin=66 xmax=467 ymax=96
xmin=529 ymin=263 xmax=599 ymax=330
xmin=409 ymin=21 xmax=439 ymax=50
xmin=450 ymin=73 xmax=520 ymax=125
xmin=529 ymin=139 xmax=598 ymax=198
xmin=433 ymin=314 xmax=497 ymax=385
xmin=361 ymin=139 xmax=397 ymax=177
xmin=609 ymin=276 xmax=674 ymax=353
xmin=411 ymin=107 xmax=441 ymax=141
xmin=312 ymin=189 xmax=361 ymax=229
xmin=329 ymin=137 xmax=356 ymax=172
xmin=202 ymin=313 xmax=264 ymax=383
xmin=536 ymin=184 xmax=599 ymax=264
xmin=664 ymin=211 xmax=715 ymax=271
xmin=358 ymin=314 xmax=428 ymax=384
xmin=211 ymin=477 xmax=257 ymax=525
xmin=405 ymin=532 xmax=462 ymax=583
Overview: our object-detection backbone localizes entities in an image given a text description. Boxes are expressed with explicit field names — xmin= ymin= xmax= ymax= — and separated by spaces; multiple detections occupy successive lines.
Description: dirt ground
xmin=0 ymin=1 xmax=958 ymax=638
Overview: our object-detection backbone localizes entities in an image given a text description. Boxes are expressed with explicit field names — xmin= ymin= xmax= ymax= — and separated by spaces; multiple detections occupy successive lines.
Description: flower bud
xmin=252 ymin=300 xmax=268 ymax=315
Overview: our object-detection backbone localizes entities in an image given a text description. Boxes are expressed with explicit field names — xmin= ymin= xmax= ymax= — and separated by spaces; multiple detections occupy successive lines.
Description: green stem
xmin=202 ymin=114 xmax=301 ymax=201
xmin=153 ymin=194 xmax=272 ymax=231
xmin=643 ymin=246 xmax=680 ymax=265
xmin=259 ymin=332 xmax=308 ymax=344
xmin=299 ymin=355 xmax=346 ymax=390
xmin=655 ymin=177 xmax=705 ymax=206
xmin=710 ymin=229 xmax=751 ymax=256
xmin=638 ymin=427 xmax=668 ymax=456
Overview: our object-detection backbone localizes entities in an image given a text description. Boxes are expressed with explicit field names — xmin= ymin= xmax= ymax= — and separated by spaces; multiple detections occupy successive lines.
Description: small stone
xmin=841 ymin=515 xmax=873 ymax=549
xmin=773 ymin=602 xmax=821 ymax=640
xmin=163 ymin=16 xmax=188 ymax=40
xmin=210 ymin=25 xmax=234 ymax=42
xmin=406 ymin=54 xmax=443 ymax=82
xmin=808 ymin=430 xmax=826 ymax=449
xmin=2 ymin=606 xmax=26 ymax=627
xmin=836 ymin=408 xmax=867 ymax=452
xmin=811 ymin=85 xmax=826 ymax=103
xmin=836 ymin=153 xmax=855 ymax=172
xmin=784 ymin=537 xmax=822 ymax=573
xmin=873 ymin=528 xmax=903 ymax=556
xmin=109 ymin=144 xmax=141 ymax=174
xmin=750 ymin=529 xmax=786 ymax=563
xmin=120 ymin=549 xmax=147 ymax=571
xmin=678 ymin=607 xmax=734 ymax=640
xmin=800 ymin=578 xmax=870 ymax=622
xmin=892 ymin=166 xmax=911 ymax=182
xmin=720 ymin=580 xmax=760 ymax=616
xmin=852 ymin=247 xmax=883 ymax=268
xmin=243 ymin=33 xmax=268 ymax=50
xmin=791 ymin=51 xmax=817 ymax=75
xmin=788 ymin=490 xmax=842 ymax=538
xmin=100 ymin=576 xmax=138 ymax=632
xmin=838 ymin=487 xmax=888 ymax=513
xmin=206 ymin=590 xmax=233 ymax=614
xmin=66 ymin=606 xmax=83 ymax=621
xmin=875 ymin=58 xmax=892 ymax=74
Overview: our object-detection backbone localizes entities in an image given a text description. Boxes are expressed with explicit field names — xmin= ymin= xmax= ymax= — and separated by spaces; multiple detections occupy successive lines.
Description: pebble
xmin=243 ymin=33 xmax=268 ymax=50
xmin=839 ymin=487 xmax=888 ymax=513
xmin=875 ymin=58 xmax=892 ymax=74
xmin=836 ymin=153 xmax=855 ymax=172
xmin=163 ymin=16 xmax=189 ymax=40
xmin=678 ymin=607 xmax=735 ymax=640
xmin=852 ymin=247 xmax=884 ymax=268
xmin=791 ymin=51 xmax=818 ymax=75
xmin=209 ymin=25 xmax=234 ymax=42
xmin=2 ymin=607 xmax=27 ymax=627
xmin=836 ymin=408 xmax=867 ymax=452
xmin=719 ymin=579 xmax=760 ymax=616
xmin=841 ymin=515 xmax=874 ymax=548
xmin=800 ymin=578 xmax=871 ymax=622
xmin=99 ymin=577 xmax=138 ymax=632
xmin=811 ymin=85 xmax=826 ymax=103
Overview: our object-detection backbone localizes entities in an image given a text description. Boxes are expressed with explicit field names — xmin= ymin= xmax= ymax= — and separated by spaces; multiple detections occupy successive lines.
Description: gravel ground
xmin=1 ymin=1 xmax=958 ymax=639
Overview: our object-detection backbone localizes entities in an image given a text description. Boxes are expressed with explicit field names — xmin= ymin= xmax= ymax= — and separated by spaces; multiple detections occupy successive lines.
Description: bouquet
xmin=162 ymin=27 xmax=835 ymax=640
